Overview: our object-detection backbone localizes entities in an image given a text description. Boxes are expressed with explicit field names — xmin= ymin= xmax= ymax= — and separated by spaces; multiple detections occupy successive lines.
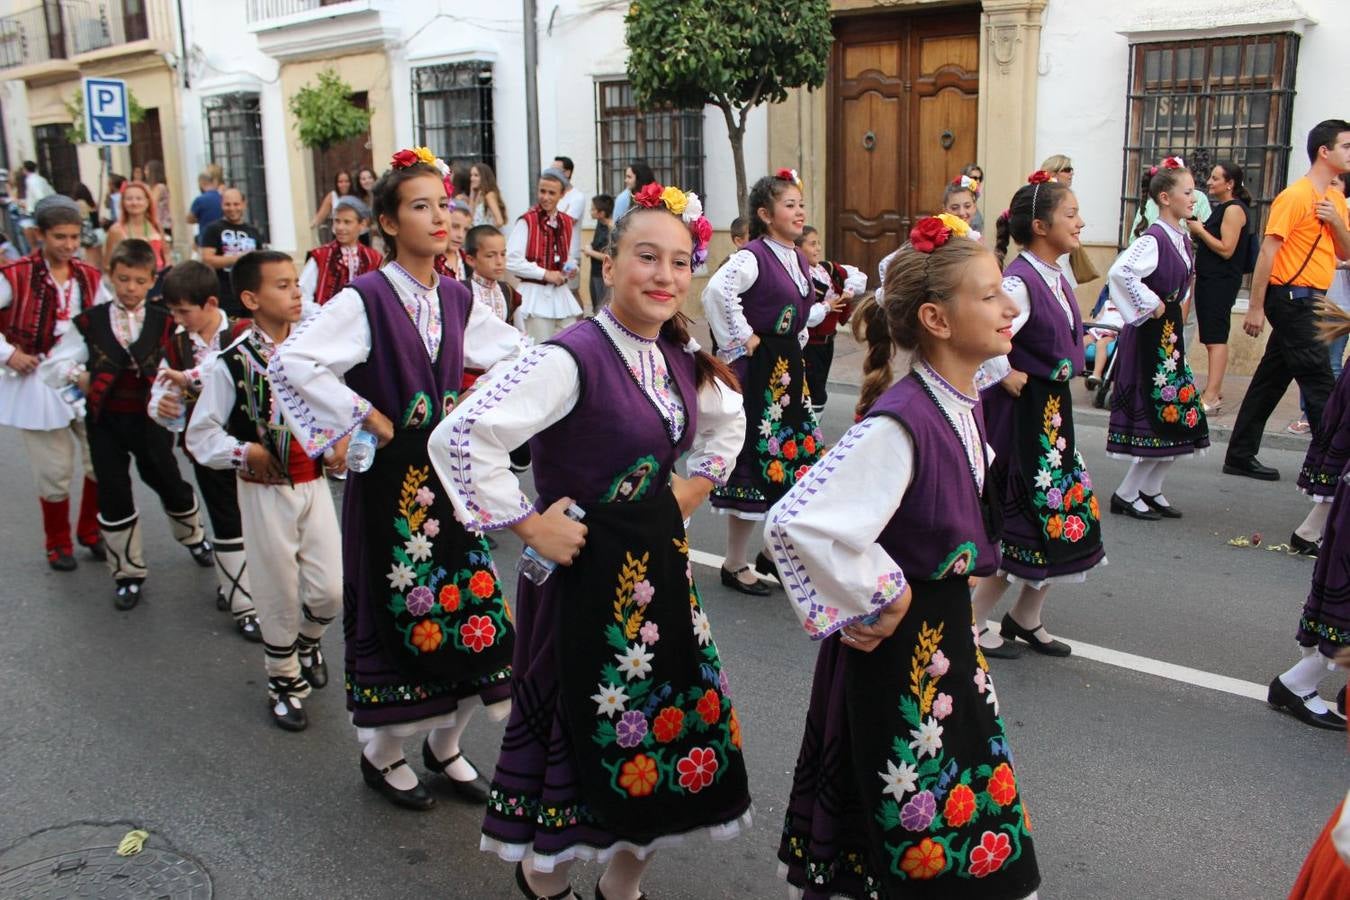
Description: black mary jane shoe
xmin=515 ymin=861 xmax=578 ymax=900
xmin=977 ymin=628 xmax=1024 ymax=659
xmin=1290 ymin=532 xmax=1321 ymax=557
xmin=595 ymin=882 xmax=647 ymax=900
xmin=422 ymin=739 xmax=491 ymax=803
xmin=720 ymin=565 xmax=771 ymax=596
xmin=270 ymin=694 xmax=308 ymax=732
xmin=215 ymin=587 xmax=230 ymax=611
xmin=1109 ymin=493 xmax=1161 ymax=521
xmin=114 ymin=580 xmax=143 ymax=611
xmin=48 ymin=549 xmax=78 ymax=572
xmin=754 ymin=551 xmax=782 ymax=586
xmin=999 ymin=613 xmax=1072 ymax=657
xmin=82 ymin=538 xmax=107 ymax=561
xmin=300 ymin=647 xmax=328 ymax=689
xmin=187 ymin=539 xmax=215 ymax=568
xmin=360 ymin=754 xmax=436 ymax=811
xmin=1139 ymin=493 xmax=1182 ymax=519
xmin=1267 ymin=677 xmax=1346 ymax=731
xmin=236 ymin=614 xmax=263 ymax=643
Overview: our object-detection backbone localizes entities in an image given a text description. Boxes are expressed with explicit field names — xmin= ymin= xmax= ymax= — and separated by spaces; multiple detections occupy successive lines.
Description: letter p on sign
xmin=82 ymin=77 xmax=130 ymax=145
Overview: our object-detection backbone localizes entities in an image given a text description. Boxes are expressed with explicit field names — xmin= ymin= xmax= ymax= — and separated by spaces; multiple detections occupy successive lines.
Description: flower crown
xmin=951 ymin=174 xmax=981 ymax=195
xmin=391 ymin=146 xmax=454 ymax=198
xmin=631 ymin=181 xmax=713 ymax=267
xmin=1027 ymin=170 xmax=1053 ymax=185
xmin=1148 ymin=156 xmax=1186 ymax=177
xmin=909 ymin=213 xmax=974 ymax=253
xmin=775 ymin=167 xmax=803 ymax=190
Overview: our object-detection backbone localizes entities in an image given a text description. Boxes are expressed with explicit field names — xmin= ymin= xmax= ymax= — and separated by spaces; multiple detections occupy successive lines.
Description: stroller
xmin=1082 ymin=284 xmax=1120 ymax=410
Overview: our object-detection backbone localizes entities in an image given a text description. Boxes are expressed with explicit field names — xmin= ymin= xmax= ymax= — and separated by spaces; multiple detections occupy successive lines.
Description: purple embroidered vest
xmin=1140 ymin=223 xmax=1193 ymax=303
xmin=530 ymin=319 xmax=697 ymax=508
xmin=1004 ymin=254 xmax=1085 ymax=380
xmin=345 ymin=271 xmax=471 ymax=429
xmin=740 ymin=238 xmax=813 ymax=336
xmin=866 ymin=375 xmax=1000 ymax=580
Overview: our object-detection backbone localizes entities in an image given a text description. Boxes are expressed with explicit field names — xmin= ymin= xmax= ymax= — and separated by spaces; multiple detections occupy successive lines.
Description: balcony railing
xmin=246 ymin=0 xmax=355 ymax=24
xmin=0 ymin=1 xmax=149 ymax=71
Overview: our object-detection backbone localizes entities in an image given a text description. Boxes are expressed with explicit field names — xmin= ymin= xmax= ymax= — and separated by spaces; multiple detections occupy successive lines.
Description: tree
xmin=624 ymin=0 xmax=832 ymax=211
xmin=289 ymin=69 xmax=371 ymax=150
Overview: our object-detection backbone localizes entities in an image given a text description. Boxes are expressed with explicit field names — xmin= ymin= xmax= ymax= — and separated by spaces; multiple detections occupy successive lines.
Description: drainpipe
xmin=522 ymin=0 xmax=540 ymax=196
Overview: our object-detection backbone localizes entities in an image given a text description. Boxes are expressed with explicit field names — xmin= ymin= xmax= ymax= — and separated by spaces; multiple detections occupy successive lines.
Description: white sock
xmin=363 ymin=734 xmax=419 ymax=790
xmin=1279 ymin=653 xmax=1334 ymax=714
xmin=427 ymin=703 xmax=479 ymax=781
xmin=1296 ymin=503 xmax=1331 ymax=542
xmin=1116 ymin=461 xmax=1155 ymax=511
xmin=972 ymin=575 xmax=1011 ymax=648
xmin=1140 ymin=460 xmax=1173 ymax=505
xmin=1010 ymin=584 xmax=1052 ymax=635
xmin=725 ymin=518 xmax=756 ymax=579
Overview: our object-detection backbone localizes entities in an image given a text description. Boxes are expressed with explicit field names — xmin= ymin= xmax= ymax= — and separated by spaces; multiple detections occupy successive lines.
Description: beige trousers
xmin=522 ymin=314 xmax=579 ymax=344
xmin=20 ymin=420 xmax=93 ymax=500
xmin=237 ymin=478 xmax=343 ymax=698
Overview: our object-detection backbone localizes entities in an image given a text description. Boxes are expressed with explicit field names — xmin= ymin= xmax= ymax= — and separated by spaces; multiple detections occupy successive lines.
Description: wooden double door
xmin=827 ymin=8 xmax=980 ymax=283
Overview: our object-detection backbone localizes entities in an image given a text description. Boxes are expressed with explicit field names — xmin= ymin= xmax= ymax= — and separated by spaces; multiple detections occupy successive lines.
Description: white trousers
xmin=19 ymin=419 xmax=93 ymax=500
xmin=523 ymin=314 xmax=579 ymax=343
xmin=237 ymin=478 xmax=343 ymax=698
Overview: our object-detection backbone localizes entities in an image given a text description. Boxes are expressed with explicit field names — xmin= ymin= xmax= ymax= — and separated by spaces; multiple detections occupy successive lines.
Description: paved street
xmin=2 ymin=381 xmax=1348 ymax=899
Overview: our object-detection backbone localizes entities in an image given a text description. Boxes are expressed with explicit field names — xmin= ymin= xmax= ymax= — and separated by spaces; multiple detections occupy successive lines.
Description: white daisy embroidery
xmin=908 ymin=717 xmax=944 ymax=759
xmin=387 ymin=562 xmax=416 ymax=591
xmin=692 ymin=609 xmax=713 ymax=646
xmin=404 ymin=533 xmax=433 ymax=562
xmin=590 ymin=683 xmax=629 ymax=718
xmin=615 ymin=643 xmax=655 ymax=682
xmin=879 ymin=759 xmax=919 ymax=801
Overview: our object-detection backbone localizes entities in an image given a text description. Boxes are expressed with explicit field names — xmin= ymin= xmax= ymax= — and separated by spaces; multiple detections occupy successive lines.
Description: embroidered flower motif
xmin=908 ymin=717 xmax=943 ymax=759
xmin=1045 ymin=515 xmax=1063 ymax=539
xmin=404 ymin=533 xmax=433 ymax=562
xmin=415 ymin=486 xmax=435 ymax=507
xmin=1034 ymin=468 xmax=1053 ymax=489
xmin=387 ymin=562 xmax=416 ymax=591
xmin=729 ymin=708 xmax=742 ymax=749
xmin=632 ymin=579 xmax=655 ymax=607
xmin=1046 ymin=447 xmax=1062 ymax=468
xmin=696 ymin=688 xmax=722 ymax=725
xmin=932 ymin=692 xmax=954 ymax=720
xmin=766 ymin=437 xmax=781 ymax=457
xmin=1185 ymin=407 xmax=1199 ymax=427
xmin=1153 ymin=372 xmax=1168 ymax=387
xmin=422 ymin=518 xmax=440 ymax=537
xmin=1162 ymin=404 xmax=1179 ymax=422
xmin=405 ymin=585 xmax=435 ymax=616
xmin=880 ymin=759 xmax=919 ymax=801
xmin=591 ymin=683 xmax=629 ymax=718
xmin=692 ymin=609 xmax=713 ymax=646
xmin=782 ymin=439 xmax=798 ymax=460
xmin=899 ymin=789 xmax=937 ymax=831
xmin=618 ymin=754 xmax=659 ymax=797
xmin=615 ymin=710 xmax=649 ymax=749
xmin=1160 ymin=384 xmax=1178 ymax=402
xmin=1063 ymin=514 xmax=1087 ymax=542
xmin=616 ymin=643 xmax=655 ymax=681
xmin=719 ymin=669 xmax=732 ymax=697
xmin=975 ymin=666 xmax=989 ymax=693
xmin=460 ymin=615 xmax=497 ymax=653
xmin=766 ymin=459 xmax=786 ymax=483
xmin=767 ymin=402 xmax=783 ymax=422
xmin=926 ymin=650 xmax=950 ymax=678
xmin=943 ymin=782 xmax=977 ymax=828
xmin=969 ymin=831 xmax=1013 ymax=878
xmin=778 ymin=393 xmax=790 ymax=407
xmin=900 ymin=838 xmax=946 ymax=880
xmin=1051 ymin=412 xmax=1063 ymax=428
xmin=802 ymin=435 xmax=816 ymax=456
xmin=1045 ymin=487 xmax=1063 ymax=511
xmin=758 ymin=420 xmax=774 ymax=438
xmin=639 ymin=621 xmax=660 ymax=645
xmin=653 ymin=706 xmax=684 ymax=743
xmin=1163 ymin=357 xmax=1178 ymax=373
xmin=676 ymin=747 xmax=719 ymax=793
xmin=411 ymin=620 xmax=442 ymax=652
xmin=438 ymin=583 xmax=461 ymax=612
xmin=469 ymin=570 xmax=496 ymax=598
xmin=1178 ymin=384 xmax=1195 ymax=403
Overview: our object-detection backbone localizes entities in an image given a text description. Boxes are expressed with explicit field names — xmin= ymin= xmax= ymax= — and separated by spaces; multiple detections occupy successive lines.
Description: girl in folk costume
xmin=0 ymin=195 xmax=105 ymax=571
xmin=766 ymin=219 xmax=1040 ymax=899
xmin=702 ymin=169 xmax=830 ymax=596
xmin=1105 ymin=160 xmax=1210 ymax=519
xmin=270 ymin=148 xmax=529 ymax=810
xmin=431 ymin=185 xmax=751 ymax=900
xmin=798 ymin=225 xmax=866 ymax=414
xmin=299 ymin=195 xmax=382 ymax=315
xmin=972 ymin=175 xmax=1105 ymax=659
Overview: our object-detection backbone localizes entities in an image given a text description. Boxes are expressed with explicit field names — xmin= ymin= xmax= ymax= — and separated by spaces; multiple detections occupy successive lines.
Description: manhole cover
xmin=0 ymin=845 xmax=212 ymax=898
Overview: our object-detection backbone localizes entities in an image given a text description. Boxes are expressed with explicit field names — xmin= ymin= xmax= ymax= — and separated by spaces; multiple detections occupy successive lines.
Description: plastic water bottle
xmin=346 ymin=427 xmax=378 ymax=474
xmin=59 ymin=383 xmax=84 ymax=405
xmin=165 ymin=407 xmax=187 ymax=433
xmin=519 ymin=504 xmax=586 ymax=585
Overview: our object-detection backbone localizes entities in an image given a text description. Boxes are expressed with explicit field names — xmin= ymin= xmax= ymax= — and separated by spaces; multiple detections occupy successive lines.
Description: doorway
xmin=310 ymin=91 xmax=371 ymax=244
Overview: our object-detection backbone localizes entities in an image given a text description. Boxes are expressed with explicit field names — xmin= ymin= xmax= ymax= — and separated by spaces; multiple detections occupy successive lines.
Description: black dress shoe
xmin=215 ymin=587 xmax=230 ymax=611
xmin=720 ymin=565 xmax=771 ymax=596
xmin=999 ymin=613 xmax=1072 ymax=657
xmin=1290 ymin=532 xmax=1321 ymax=557
xmin=300 ymin=647 xmax=328 ymax=689
xmin=1267 ymin=677 xmax=1346 ymax=731
xmin=82 ymin=538 xmax=107 ymax=561
xmin=271 ymin=694 xmax=308 ymax=732
xmin=594 ymin=882 xmax=647 ymax=900
xmin=236 ymin=614 xmax=263 ymax=643
xmin=1139 ymin=493 xmax=1182 ymax=518
xmin=187 ymin=539 xmax=215 ymax=568
xmin=114 ymin=579 xmax=143 ymax=611
xmin=47 ymin=550 xmax=77 ymax=572
xmin=360 ymin=754 xmax=436 ymax=811
xmin=1109 ymin=493 xmax=1161 ymax=520
xmin=1223 ymin=458 xmax=1280 ymax=481
xmin=977 ymin=628 xmax=1025 ymax=659
xmin=516 ymin=861 xmax=578 ymax=900
xmin=422 ymin=739 xmax=491 ymax=803
xmin=754 ymin=551 xmax=782 ymax=585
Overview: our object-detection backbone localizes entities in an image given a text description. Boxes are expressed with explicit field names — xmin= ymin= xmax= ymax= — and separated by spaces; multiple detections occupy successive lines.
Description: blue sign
xmin=83 ymin=77 xmax=130 ymax=145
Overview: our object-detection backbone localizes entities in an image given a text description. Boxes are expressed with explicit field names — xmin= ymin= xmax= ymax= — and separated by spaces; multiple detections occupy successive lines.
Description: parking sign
xmin=83 ymin=77 xmax=130 ymax=145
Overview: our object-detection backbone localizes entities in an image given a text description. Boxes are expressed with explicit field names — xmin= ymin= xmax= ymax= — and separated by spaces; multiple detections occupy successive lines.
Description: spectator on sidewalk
xmin=1224 ymin=120 xmax=1350 ymax=481
xmin=186 ymin=168 xmax=223 ymax=246
xmin=199 ymin=188 xmax=264 ymax=318
xmin=553 ymin=155 xmax=587 ymax=224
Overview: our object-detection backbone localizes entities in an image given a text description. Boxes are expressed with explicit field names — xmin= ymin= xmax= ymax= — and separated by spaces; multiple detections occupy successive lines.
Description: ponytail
xmin=1133 ymin=169 xmax=1154 ymax=240
xmin=660 ymin=312 xmax=740 ymax=392
xmin=994 ymin=211 xmax=1013 ymax=268
xmin=1216 ymin=160 xmax=1253 ymax=206
xmin=850 ymin=293 xmax=894 ymax=419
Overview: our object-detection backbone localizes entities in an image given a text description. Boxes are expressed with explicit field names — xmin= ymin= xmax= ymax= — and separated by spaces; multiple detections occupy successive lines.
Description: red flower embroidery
xmin=987 ymin=762 xmax=1017 ymax=807
xmin=391 ymin=149 xmax=419 ymax=169
xmin=468 ymin=570 xmax=496 ymax=599
xmin=909 ymin=217 xmax=951 ymax=253
xmin=782 ymin=439 xmax=798 ymax=461
xmin=968 ymin=831 xmax=1013 ymax=878
xmin=676 ymin=747 xmax=719 ymax=793
xmin=633 ymin=182 xmax=665 ymax=208
xmin=943 ymin=783 xmax=976 ymax=828
xmin=729 ymin=708 xmax=742 ymax=749
xmin=795 ymin=464 xmax=810 ymax=480
xmin=696 ymin=688 xmax=721 ymax=725
xmin=460 ymin=615 xmax=497 ymax=653
xmin=438 ymin=584 xmax=461 ymax=612
xmin=1178 ymin=385 xmax=1194 ymax=403
xmin=1027 ymin=170 xmax=1052 ymax=185
xmin=1185 ymin=407 xmax=1199 ymax=428
xmin=802 ymin=435 xmax=816 ymax=456
xmin=1062 ymin=515 xmax=1086 ymax=542
xmin=653 ymin=707 xmax=685 ymax=743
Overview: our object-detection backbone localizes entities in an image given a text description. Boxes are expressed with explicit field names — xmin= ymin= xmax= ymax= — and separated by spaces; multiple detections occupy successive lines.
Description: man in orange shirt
xmin=1225 ymin=120 xmax=1350 ymax=480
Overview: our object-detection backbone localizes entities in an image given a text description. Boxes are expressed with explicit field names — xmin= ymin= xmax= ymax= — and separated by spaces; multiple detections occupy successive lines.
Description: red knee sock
xmin=39 ymin=497 xmax=73 ymax=558
xmin=76 ymin=478 xmax=100 ymax=547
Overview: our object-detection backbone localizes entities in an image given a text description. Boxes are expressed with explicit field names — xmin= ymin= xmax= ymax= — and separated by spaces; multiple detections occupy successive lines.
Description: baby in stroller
xmin=1084 ymin=284 xmax=1122 ymax=404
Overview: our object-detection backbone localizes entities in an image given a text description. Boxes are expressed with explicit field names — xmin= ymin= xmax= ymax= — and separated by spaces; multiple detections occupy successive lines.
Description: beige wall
xmin=277 ymin=51 xmax=396 ymax=255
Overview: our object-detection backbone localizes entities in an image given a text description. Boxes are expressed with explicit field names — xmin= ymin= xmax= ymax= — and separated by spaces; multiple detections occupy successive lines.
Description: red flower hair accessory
xmin=391 ymin=149 xmax=419 ymax=169
xmin=633 ymin=182 xmax=665 ymax=208
xmin=1027 ymin=170 xmax=1053 ymax=185
xmin=1162 ymin=155 xmax=1186 ymax=169
xmin=909 ymin=217 xmax=952 ymax=253
xmin=775 ymin=168 xmax=803 ymax=189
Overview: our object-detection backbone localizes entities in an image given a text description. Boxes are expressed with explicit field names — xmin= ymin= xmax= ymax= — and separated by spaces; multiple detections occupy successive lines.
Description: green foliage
xmin=288 ymin=69 xmax=371 ymax=150
xmin=64 ymin=90 xmax=147 ymax=144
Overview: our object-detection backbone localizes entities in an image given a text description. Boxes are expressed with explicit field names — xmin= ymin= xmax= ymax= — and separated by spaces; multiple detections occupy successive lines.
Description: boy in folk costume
xmin=0 ymin=195 xmax=104 ymax=571
xmin=300 ymin=195 xmax=382 ymax=316
xmin=463 ymin=224 xmax=517 ymax=325
xmin=150 ymin=260 xmax=261 ymax=641
xmin=797 ymin=224 xmax=865 ymax=414
xmin=507 ymin=167 xmax=582 ymax=341
xmin=187 ymin=251 xmax=342 ymax=732
xmin=40 ymin=240 xmax=212 ymax=610
xmin=434 ymin=200 xmax=474 ymax=283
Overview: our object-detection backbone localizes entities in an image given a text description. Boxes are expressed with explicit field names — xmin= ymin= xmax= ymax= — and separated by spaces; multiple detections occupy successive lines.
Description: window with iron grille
xmin=203 ymin=92 xmax=269 ymax=241
xmin=33 ymin=123 xmax=78 ymax=195
xmin=412 ymin=61 xmax=494 ymax=169
xmin=596 ymin=80 xmax=703 ymax=199
xmin=1118 ymin=33 xmax=1299 ymax=247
